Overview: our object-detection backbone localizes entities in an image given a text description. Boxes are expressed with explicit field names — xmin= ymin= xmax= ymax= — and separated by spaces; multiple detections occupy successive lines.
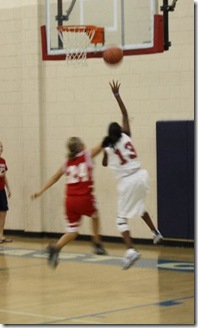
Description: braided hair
xmin=108 ymin=122 xmax=122 ymax=146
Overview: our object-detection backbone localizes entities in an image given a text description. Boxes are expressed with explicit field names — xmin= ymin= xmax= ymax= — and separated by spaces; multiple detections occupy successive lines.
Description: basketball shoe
xmin=122 ymin=248 xmax=141 ymax=270
xmin=47 ymin=244 xmax=59 ymax=268
xmin=93 ymin=243 xmax=108 ymax=255
xmin=153 ymin=230 xmax=163 ymax=244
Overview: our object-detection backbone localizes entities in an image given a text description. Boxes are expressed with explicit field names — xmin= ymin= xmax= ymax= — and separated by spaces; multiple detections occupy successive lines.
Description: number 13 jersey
xmin=105 ymin=133 xmax=141 ymax=179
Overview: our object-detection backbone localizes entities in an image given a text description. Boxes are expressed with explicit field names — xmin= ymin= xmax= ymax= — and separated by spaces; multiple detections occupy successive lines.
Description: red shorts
xmin=65 ymin=195 xmax=98 ymax=232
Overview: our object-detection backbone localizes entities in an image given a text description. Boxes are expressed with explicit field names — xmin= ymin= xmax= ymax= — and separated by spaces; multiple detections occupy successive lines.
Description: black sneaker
xmin=47 ymin=244 xmax=59 ymax=268
xmin=93 ymin=243 xmax=108 ymax=255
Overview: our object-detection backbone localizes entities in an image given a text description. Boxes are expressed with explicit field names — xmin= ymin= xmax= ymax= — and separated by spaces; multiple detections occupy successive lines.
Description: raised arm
xmin=109 ymin=80 xmax=131 ymax=136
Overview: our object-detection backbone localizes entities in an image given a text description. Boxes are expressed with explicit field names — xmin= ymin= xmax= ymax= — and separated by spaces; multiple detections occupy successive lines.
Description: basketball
xmin=103 ymin=46 xmax=123 ymax=65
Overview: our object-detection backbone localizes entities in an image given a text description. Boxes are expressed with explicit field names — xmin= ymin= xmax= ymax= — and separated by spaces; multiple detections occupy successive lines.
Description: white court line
xmin=0 ymin=309 xmax=65 ymax=321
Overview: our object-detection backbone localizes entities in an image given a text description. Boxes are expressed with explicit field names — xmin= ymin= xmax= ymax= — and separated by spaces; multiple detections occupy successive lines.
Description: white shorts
xmin=117 ymin=169 xmax=149 ymax=219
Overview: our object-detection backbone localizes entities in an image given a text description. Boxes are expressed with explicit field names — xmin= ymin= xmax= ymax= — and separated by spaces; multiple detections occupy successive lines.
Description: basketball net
xmin=57 ymin=26 xmax=96 ymax=65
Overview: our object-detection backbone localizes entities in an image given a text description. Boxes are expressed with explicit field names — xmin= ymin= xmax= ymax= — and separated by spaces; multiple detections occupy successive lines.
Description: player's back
xmin=106 ymin=133 xmax=141 ymax=178
xmin=65 ymin=150 xmax=94 ymax=196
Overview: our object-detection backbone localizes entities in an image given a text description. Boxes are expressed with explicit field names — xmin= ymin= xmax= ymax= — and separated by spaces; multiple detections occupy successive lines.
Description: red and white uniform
xmin=0 ymin=157 xmax=8 ymax=190
xmin=63 ymin=150 xmax=97 ymax=232
xmin=105 ymin=133 xmax=149 ymax=219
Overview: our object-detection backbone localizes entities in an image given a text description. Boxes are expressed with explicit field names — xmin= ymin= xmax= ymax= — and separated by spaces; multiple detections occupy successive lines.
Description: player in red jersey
xmin=31 ymin=137 xmax=107 ymax=268
xmin=0 ymin=141 xmax=12 ymax=243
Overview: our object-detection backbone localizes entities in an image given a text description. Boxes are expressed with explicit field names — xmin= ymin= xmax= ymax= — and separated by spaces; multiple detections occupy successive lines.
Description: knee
xmin=116 ymin=217 xmax=129 ymax=233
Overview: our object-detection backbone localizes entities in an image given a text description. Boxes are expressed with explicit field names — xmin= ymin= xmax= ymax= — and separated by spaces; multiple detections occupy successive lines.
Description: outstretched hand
xmin=109 ymin=80 xmax=131 ymax=136
xmin=109 ymin=80 xmax=121 ymax=95
xmin=31 ymin=192 xmax=41 ymax=200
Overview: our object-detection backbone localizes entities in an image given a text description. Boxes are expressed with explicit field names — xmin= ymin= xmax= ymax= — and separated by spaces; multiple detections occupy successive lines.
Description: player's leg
xmin=121 ymin=230 xmax=133 ymax=249
xmin=0 ymin=211 xmax=6 ymax=242
xmin=0 ymin=190 xmax=12 ymax=242
xmin=78 ymin=194 xmax=107 ymax=254
xmin=116 ymin=216 xmax=140 ymax=270
xmin=116 ymin=175 xmax=143 ymax=269
xmin=47 ymin=196 xmax=80 ymax=268
xmin=141 ymin=211 xmax=163 ymax=244
xmin=91 ymin=212 xmax=107 ymax=255
xmin=135 ymin=169 xmax=163 ymax=244
xmin=47 ymin=231 xmax=78 ymax=268
xmin=0 ymin=213 xmax=12 ymax=243
xmin=56 ymin=231 xmax=78 ymax=250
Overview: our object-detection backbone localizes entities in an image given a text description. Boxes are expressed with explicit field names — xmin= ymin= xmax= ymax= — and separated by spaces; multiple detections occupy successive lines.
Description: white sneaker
xmin=153 ymin=230 xmax=163 ymax=244
xmin=122 ymin=249 xmax=141 ymax=270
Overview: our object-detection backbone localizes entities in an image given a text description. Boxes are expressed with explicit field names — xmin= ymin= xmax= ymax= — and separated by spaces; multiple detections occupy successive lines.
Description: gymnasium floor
xmin=0 ymin=236 xmax=194 ymax=325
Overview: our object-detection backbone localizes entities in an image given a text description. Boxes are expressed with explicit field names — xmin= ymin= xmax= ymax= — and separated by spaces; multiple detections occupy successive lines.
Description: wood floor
xmin=0 ymin=236 xmax=194 ymax=325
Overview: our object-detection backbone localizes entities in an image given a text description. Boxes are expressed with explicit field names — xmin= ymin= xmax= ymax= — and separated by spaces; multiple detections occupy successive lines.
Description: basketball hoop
xmin=57 ymin=25 xmax=104 ymax=65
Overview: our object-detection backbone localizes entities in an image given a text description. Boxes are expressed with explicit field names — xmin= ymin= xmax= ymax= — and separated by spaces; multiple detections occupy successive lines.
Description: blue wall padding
xmin=156 ymin=121 xmax=194 ymax=240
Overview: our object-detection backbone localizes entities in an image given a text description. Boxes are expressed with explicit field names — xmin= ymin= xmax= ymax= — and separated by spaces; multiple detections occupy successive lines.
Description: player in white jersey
xmin=102 ymin=80 xmax=163 ymax=270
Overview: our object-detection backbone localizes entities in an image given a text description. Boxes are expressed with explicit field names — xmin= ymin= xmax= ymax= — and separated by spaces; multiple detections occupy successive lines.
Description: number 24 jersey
xmin=63 ymin=150 xmax=95 ymax=196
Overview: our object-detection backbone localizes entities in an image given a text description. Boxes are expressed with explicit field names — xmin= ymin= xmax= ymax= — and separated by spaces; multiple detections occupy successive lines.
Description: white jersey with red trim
xmin=105 ymin=133 xmax=141 ymax=179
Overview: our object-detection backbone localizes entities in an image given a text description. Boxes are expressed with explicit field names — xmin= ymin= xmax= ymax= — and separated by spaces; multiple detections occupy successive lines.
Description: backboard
xmin=41 ymin=0 xmax=165 ymax=61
